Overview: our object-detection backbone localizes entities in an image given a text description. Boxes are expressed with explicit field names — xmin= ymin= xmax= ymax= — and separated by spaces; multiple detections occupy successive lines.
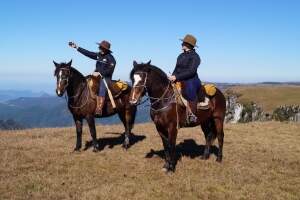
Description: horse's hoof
xmin=216 ymin=157 xmax=222 ymax=162
xmin=73 ymin=147 xmax=81 ymax=152
xmin=92 ymin=148 xmax=99 ymax=152
xmin=162 ymin=163 xmax=175 ymax=173
xmin=122 ymin=142 xmax=130 ymax=150
xmin=161 ymin=167 xmax=168 ymax=172
xmin=201 ymin=155 xmax=209 ymax=160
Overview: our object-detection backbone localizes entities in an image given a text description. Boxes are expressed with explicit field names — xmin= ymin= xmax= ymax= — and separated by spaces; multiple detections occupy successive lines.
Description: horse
xmin=53 ymin=60 xmax=137 ymax=152
xmin=129 ymin=61 xmax=226 ymax=172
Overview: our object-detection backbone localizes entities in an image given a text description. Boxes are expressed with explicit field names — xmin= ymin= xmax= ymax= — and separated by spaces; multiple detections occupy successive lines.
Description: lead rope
xmin=171 ymin=83 xmax=180 ymax=130
xmin=176 ymin=101 xmax=180 ymax=130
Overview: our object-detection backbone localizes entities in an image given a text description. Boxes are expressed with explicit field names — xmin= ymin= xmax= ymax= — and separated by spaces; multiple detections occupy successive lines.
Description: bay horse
xmin=53 ymin=60 xmax=137 ymax=152
xmin=129 ymin=61 xmax=226 ymax=172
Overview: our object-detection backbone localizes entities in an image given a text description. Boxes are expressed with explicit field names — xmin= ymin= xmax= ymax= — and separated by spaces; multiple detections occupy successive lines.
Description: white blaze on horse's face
xmin=130 ymin=73 xmax=145 ymax=105
xmin=56 ymin=69 xmax=69 ymax=97
xmin=57 ymin=70 xmax=63 ymax=94
xmin=133 ymin=74 xmax=142 ymax=87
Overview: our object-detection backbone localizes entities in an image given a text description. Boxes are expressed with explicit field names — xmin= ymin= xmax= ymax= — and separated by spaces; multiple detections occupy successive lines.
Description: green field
xmin=225 ymin=85 xmax=300 ymax=112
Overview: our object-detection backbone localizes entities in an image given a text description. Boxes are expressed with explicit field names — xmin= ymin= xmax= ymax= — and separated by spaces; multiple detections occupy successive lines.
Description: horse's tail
xmin=211 ymin=88 xmax=226 ymax=120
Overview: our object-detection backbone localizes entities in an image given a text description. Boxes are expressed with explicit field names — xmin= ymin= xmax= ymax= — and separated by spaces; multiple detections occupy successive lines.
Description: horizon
xmin=1 ymin=0 xmax=300 ymax=93
xmin=1 ymin=81 xmax=300 ymax=95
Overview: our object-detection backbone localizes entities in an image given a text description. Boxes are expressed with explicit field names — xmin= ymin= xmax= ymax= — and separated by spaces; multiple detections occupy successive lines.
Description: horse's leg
xmin=168 ymin=123 xmax=178 ymax=172
xmin=201 ymin=120 xmax=215 ymax=160
xmin=73 ymin=116 xmax=83 ymax=151
xmin=214 ymin=118 xmax=224 ymax=162
xmin=85 ymin=115 xmax=99 ymax=152
xmin=156 ymin=124 xmax=171 ymax=171
xmin=118 ymin=107 xmax=131 ymax=149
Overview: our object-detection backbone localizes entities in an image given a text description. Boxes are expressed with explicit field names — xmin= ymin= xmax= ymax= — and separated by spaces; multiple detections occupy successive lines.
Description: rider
xmin=69 ymin=40 xmax=116 ymax=115
xmin=168 ymin=34 xmax=207 ymax=123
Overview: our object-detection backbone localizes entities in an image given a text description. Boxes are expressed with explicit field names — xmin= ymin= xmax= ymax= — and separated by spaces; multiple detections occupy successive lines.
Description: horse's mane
xmin=54 ymin=62 xmax=85 ymax=81
xmin=130 ymin=62 xmax=169 ymax=85
xmin=70 ymin=67 xmax=85 ymax=80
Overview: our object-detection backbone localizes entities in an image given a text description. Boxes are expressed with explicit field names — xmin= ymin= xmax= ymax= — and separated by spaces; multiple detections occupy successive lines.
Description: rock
xmin=295 ymin=113 xmax=300 ymax=122
xmin=272 ymin=105 xmax=300 ymax=122
xmin=225 ymin=94 xmax=300 ymax=123
xmin=225 ymin=95 xmax=243 ymax=123
xmin=225 ymin=95 xmax=264 ymax=123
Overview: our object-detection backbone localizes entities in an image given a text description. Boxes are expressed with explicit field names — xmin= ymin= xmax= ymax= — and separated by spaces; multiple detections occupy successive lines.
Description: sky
xmin=0 ymin=0 xmax=299 ymax=93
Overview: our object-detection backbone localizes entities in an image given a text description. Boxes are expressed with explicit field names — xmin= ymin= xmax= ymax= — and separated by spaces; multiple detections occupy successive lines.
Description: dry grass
xmin=226 ymin=85 xmax=300 ymax=112
xmin=1 ymin=122 xmax=300 ymax=200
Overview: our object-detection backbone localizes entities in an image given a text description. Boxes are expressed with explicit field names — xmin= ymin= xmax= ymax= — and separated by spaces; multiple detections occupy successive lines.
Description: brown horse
xmin=53 ymin=60 xmax=137 ymax=151
xmin=129 ymin=61 xmax=226 ymax=172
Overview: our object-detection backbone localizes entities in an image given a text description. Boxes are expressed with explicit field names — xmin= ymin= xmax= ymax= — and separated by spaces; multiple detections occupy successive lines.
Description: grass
xmin=1 ymin=122 xmax=300 ymax=200
xmin=225 ymin=85 xmax=300 ymax=112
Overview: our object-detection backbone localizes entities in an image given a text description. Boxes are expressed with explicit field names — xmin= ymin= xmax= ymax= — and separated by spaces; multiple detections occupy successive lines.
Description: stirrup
xmin=95 ymin=107 xmax=103 ymax=115
xmin=187 ymin=113 xmax=198 ymax=124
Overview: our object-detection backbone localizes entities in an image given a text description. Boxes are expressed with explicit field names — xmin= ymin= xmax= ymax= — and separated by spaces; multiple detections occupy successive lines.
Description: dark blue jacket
xmin=172 ymin=49 xmax=201 ymax=81
xmin=77 ymin=47 xmax=116 ymax=79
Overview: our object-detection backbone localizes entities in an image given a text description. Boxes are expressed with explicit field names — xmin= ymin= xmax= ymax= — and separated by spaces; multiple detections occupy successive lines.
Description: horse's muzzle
xmin=129 ymin=99 xmax=138 ymax=105
xmin=56 ymin=89 xmax=64 ymax=97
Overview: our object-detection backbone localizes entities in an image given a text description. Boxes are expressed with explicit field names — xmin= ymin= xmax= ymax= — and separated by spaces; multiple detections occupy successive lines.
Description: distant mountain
xmin=260 ymin=82 xmax=300 ymax=86
xmin=0 ymin=119 xmax=25 ymax=130
xmin=0 ymin=96 xmax=151 ymax=128
xmin=0 ymin=90 xmax=52 ymax=102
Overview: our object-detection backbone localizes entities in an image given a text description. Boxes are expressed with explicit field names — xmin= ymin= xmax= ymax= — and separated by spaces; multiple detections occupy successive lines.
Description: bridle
xmin=57 ymin=67 xmax=71 ymax=93
xmin=56 ymin=67 xmax=90 ymax=109
xmin=132 ymin=72 xmax=176 ymax=112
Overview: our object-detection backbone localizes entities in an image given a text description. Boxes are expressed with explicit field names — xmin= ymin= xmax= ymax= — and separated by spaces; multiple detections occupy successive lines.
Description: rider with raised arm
xmin=69 ymin=40 xmax=116 ymax=115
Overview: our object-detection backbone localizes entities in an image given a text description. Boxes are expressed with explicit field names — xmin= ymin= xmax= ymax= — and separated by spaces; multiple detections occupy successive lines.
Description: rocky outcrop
xmin=225 ymin=96 xmax=268 ymax=123
xmin=272 ymin=105 xmax=300 ymax=122
xmin=225 ymin=95 xmax=298 ymax=123
xmin=225 ymin=95 xmax=243 ymax=123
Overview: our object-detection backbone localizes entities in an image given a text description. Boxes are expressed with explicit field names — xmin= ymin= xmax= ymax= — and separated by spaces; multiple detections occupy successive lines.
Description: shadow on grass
xmin=145 ymin=139 xmax=219 ymax=163
xmin=84 ymin=132 xmax=146 ymax=151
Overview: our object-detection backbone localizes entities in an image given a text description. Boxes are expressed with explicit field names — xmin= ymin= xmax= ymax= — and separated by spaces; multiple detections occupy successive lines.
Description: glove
xmin=68 ymin=41 xmax=78 ymax=49
xmin=92 ymin=72 xmax=101 ymax=77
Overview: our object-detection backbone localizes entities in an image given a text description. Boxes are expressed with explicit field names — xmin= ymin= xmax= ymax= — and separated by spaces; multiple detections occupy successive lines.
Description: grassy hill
xmin=225 ymin=85 xmax=300 ymax=112
xmin=1 ymin=122 xmax=300 ymax=200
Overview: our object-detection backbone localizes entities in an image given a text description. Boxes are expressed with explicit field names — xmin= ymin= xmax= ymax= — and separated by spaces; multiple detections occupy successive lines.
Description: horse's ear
xmin=133 ymin=60 xmax=138 ymax=68
xmin=146 ymin=60 xmax=151 ymax=65
xmin=67 ymin=59 xmax=72 ymax=67
xmin=53 ymin=61 xmax=59 ymax=68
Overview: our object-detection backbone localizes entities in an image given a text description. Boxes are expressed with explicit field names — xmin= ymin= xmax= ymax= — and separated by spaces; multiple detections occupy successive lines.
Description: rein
xmin=133 ymin=72 xmax=176 ymax=112
xmin=64 ymin=81 xmax=91 ymax=109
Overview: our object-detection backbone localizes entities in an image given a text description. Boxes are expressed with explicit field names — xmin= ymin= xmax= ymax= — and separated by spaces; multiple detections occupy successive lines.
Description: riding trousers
xmin=99 ymin=78 xmax=108 ymax=97
xmin=182 ymin=76 xmax=201 ymax=101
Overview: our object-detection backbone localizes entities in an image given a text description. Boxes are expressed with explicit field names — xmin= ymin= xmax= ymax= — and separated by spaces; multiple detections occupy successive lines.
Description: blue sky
xmin=0 ymin=0 xmax=299 ymax=92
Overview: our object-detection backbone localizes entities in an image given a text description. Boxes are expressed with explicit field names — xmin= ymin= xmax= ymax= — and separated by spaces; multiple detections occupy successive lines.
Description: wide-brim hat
xmin=96 ymin=40 xmax=112 ymax=52
xmin=180 ymin=34 xmax=198 ymax=48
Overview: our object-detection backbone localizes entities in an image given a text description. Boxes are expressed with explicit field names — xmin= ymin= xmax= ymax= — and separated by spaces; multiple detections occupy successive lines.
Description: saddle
xmin=173 ymin=82 xmax=217 ymax=110
xmin=86 ymin=75 xmax=129 ymax=99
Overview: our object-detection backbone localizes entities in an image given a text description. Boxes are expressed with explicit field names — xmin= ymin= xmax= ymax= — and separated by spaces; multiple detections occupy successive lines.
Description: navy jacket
xmin=172 ymin=49 xmax=201 ymax=81
xmin=77 ymin=47 xmax=116 ymax=79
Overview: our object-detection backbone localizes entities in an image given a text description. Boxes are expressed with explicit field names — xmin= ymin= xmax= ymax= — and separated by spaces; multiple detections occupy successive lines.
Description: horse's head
xmin=129 ymin=60 xmax=151 ymax=105
xmin=53 ymin=60 xmax=72 ymax=97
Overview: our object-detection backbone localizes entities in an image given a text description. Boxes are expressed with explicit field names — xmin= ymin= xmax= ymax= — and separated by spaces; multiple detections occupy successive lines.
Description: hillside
xmin=0 ymin=96 xmax=151 ymax=128
xmin=226 ymin=85 xmax=300 ymax=112
xmin=0 ymin=122 xmax=299 ymax=200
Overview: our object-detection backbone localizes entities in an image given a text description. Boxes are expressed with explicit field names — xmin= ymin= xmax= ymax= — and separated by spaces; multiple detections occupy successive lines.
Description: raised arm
xmin=68 ymin=41 xmax=98 ymax=60
xmin=77 ymin=47 xmax=98 ymax=60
